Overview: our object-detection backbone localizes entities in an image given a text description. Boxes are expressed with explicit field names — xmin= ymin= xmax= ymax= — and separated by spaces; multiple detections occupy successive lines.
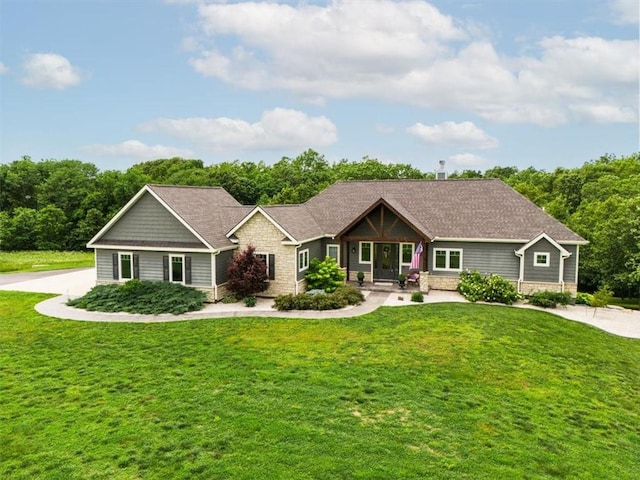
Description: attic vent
xmin=436 ymin=160 xmax=447 ymax=180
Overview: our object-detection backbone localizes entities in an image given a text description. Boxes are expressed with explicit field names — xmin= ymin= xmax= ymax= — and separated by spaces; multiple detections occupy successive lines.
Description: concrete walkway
xmin=1 ymin=268 xmax=639 ymax=338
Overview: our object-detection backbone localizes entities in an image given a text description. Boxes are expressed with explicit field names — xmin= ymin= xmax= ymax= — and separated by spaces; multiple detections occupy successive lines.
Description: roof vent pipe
xmin=436 ymin=160 xmax=447 ymax=180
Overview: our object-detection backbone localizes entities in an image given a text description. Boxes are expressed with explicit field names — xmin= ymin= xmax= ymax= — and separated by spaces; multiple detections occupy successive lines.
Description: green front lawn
xmin=0 ymin=251 xmax=94 ymax=273
xmin=1 ymin=291 xmax=639 ymax=479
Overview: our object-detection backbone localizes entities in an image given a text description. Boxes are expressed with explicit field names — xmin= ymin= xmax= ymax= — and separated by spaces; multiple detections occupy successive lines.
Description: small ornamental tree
xmin=226 ymin=245 xmax=269 ymax=298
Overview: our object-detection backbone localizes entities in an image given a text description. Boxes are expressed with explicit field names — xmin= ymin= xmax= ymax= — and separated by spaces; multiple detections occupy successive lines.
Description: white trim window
xmin=256 ymin=252 xmax=270 ymax=277
xmin=298 ymin=249 xmax=309 ymax=272
xmin=359 ymin=242 xmax=372 ymax=264
xmin=119 ymin=252 xmax=133 ymax=280
xmin=534 ymin=252 xmax=550 ymax=267
xmin=327 ymin=244 xmax=340 ymax=263
xmin=170 ymin=254 xmax=185 ymax=283
xmin=433 ymin=249 xmax=462 ymax=271
xmin=400 ymin=243 xmax=414 ymax=270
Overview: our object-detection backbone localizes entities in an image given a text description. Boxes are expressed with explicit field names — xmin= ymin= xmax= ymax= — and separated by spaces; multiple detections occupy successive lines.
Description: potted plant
xmin=398 ymin=273 xmax=406 ymax=289
xmin=356 ymin=271 xmax=365 ymax=287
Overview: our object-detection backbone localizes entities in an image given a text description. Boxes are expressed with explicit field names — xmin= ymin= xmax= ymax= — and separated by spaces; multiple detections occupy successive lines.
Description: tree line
xmin=1 ymin=150 xmax=638 ymax=295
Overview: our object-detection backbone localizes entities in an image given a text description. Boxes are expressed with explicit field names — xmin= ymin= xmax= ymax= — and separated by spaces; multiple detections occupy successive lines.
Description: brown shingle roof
xmin=304 ymin=179 xmax=585 ymax=243
xmin=260 ymin=204 xmax=325 ymax=242
xmin=148 ymin=184 xmax=252 ymax=249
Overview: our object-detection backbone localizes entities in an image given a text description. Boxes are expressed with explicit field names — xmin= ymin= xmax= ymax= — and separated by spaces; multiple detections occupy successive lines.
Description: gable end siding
xmin=522 ymin=238 xmax=563 ymax=283
xmin=101 ymin=192 xmax=205 ymax=246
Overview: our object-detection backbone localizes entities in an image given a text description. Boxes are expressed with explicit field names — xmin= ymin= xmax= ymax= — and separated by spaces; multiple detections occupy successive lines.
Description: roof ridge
xmin=148 ymin=184 xmax=227 ymax=190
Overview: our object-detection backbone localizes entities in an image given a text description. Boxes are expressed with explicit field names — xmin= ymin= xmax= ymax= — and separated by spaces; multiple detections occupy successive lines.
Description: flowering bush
xmin=457 ymin=270 xmax=520 ymax=305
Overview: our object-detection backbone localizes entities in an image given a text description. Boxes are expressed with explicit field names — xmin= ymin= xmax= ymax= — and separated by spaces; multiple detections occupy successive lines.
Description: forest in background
xmin=1 ymin=150 xmax=638 ymax=295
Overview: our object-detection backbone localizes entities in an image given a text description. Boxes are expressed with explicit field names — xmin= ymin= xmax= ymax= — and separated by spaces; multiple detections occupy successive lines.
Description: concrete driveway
xmin=0 ymin=268 xmax=96 ymax=297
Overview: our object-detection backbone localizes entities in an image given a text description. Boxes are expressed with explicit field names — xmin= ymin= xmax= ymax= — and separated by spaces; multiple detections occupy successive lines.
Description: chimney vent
xmin=436 ymin=160 xmax=447 ymax=180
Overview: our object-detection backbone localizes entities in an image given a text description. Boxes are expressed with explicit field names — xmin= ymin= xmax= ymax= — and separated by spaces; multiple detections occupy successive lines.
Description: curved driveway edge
xmin=34 ymin=291 xmax=390 ymax=323
xmin=2 ymin=267 xmax=637 ymax=338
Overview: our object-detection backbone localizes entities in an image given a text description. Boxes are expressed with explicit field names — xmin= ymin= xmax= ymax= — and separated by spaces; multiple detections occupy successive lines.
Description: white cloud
xmin=21 ymin=53 xmax=84 ymax=89
xmin=0 ymin=62 xmax=8 ymax=75
xmin=407 ymin=121 xmax=498 ymax=150
xmin=83 ymin=140 xmax=195 ymax=160
xmin=569 ymin=103 xmax=637 ymax=123
xmin=447 ymin=153 xmax=488 ymax=167
xmin=138 ymin=108 xmax=337 ymax=151
xmin=609 ymin=0 xmax=639 ymax=24
xmin=185 ymin=1 xmax=637 ymax=126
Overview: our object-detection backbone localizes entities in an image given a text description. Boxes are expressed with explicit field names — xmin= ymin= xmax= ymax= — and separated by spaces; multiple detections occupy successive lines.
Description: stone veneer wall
xmin=424 ymin=273 xmax=460 ymax=291
xmin=519 ymin=281 xmax=578 ymax=296
xmin=348 ymin=270 xmax=372 ymax=282
xmin=234 ymin=213 xmax=298 ymax=297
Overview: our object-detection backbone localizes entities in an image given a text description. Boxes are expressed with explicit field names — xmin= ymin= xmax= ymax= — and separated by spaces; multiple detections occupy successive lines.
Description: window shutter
xmin=133 ymin=254 xmax=140 ymax=279
xmin=112 ymin=253 xmax=119 ymax=280
xmin=268 ymin=254 xmax=275 ymax=280
xmin=163 ymin=255 xmax=169 ymax=281
xmin=185 ymin=256 xmax=192 ymax=285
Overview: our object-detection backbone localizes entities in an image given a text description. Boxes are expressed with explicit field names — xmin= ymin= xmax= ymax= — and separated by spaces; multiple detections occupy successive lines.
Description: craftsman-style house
xmin=87 ymin=179 xmax=586 ymax=300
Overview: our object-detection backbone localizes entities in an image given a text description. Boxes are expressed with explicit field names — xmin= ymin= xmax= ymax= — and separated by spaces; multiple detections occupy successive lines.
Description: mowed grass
xmin=0 ymin=251 xmax=94 ymax=273
xmin=1 ymin=292 xmax=639 ymax=479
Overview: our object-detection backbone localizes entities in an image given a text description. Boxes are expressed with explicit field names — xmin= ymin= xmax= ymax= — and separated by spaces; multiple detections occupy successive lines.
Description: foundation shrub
xmin=528 ymin=291 xmax=572 ymax=308
xmin=273 ymin=285 xmax=363 ymax=311
xmin=575 ymin=292 xmax=593 ymax=305
xmin=305 ymin=257 xmax=346 ymax=293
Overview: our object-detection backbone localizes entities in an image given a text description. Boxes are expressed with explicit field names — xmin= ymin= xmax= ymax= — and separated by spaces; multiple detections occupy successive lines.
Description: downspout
xmin=211 ymin=251 xmax=218 ymax=301
xmin=559 ymin=249 xmax=571 ymax=294
xmin=575 ymin=245 xmax=580 ymax=288
xmin=294 ymin=245 xmax=300 ymax=294
xmin=514 ymin=249 xmax=524 ymax=294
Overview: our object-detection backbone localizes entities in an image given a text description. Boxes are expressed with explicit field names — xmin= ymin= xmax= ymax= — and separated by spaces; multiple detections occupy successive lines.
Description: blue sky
xmin=1 ymin=0 xmax=638 ymax=173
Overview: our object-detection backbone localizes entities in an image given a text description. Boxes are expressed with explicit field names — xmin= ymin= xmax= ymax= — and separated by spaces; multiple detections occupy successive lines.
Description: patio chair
xmin=407 ymin=269 xmax=420 ymax=287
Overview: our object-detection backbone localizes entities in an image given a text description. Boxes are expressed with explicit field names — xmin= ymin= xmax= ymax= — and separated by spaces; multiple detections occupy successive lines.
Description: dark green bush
xmin=67 ymin=280 xmax=207 ymax=315
xmin=273 ymin=285 xmax=363 ymax=311
xmin=411 ymin=291 xmax=424 ymax=303
xmin=457 ymin=270 xmax=520 ymax=305
xmin=244 ymin=296 xmax=257 ymax=307
xmin=528 ymin=291 xmax=572 ymax=308
xmin=221 ymin=294 xmax=239 ymax=304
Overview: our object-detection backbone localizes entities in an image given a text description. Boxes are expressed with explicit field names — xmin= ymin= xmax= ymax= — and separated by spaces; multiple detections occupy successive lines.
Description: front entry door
xmin=374 ymin=243 xmax=398 ymax=280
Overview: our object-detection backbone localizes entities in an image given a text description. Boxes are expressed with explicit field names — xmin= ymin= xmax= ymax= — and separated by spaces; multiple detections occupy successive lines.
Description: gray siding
xmin=347 ymin=241 xmax=372 ymax=275
xmin=102 ymin=192 xmax=204 ymax=246
xmin=96 ymin=249 xmax=212 ymax=286
xmin=522 ymin=238 xmax=562 ymax=283
xmin=563 ymin=244 xmax=578 ymax=283
xmin=216 ymin=249 xmax=235 ymax=284
xmin=298 ymin=239 xmax=323 ymax=280
xmin=429 ymin=241 xmax=521 ymax=279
